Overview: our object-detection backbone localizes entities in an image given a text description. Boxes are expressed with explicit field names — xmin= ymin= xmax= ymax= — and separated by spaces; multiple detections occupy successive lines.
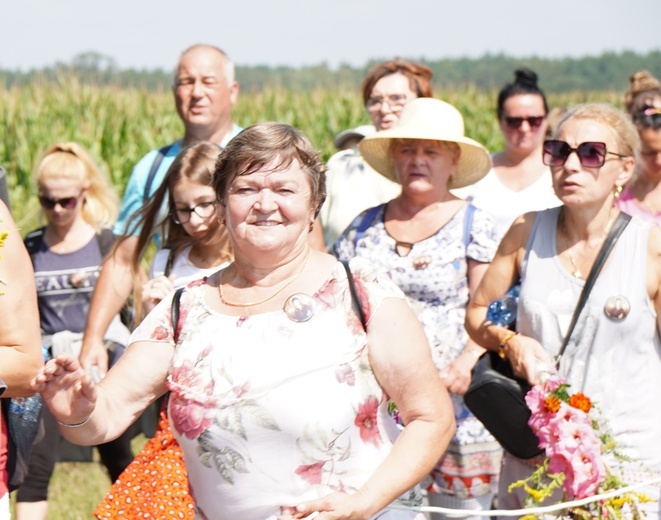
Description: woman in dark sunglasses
xmin=615 ymin=70 xmax=661 ymax=224
xmin=16 ymin=143 xmax=134 ymax=520
xmin=466 ymin=103 xmax=661 ymax=518
xmin=455 ymin=68 xmax=560 ymax=235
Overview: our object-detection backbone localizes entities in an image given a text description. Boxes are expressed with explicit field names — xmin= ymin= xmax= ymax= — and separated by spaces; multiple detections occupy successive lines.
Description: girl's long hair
xmin=118 ymin=142 xmax=232 ymax=322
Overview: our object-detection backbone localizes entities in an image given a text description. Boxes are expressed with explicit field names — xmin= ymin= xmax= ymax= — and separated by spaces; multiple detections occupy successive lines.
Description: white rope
xmin=387 ymin=475 xmax=661 ymax=518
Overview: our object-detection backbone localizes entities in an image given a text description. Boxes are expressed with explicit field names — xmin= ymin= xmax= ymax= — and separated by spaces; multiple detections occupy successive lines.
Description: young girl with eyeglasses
xmin=454 ymin=68 xmax=561 ymax=235
xmin=615 ymin=70 xmax=661 ymax=225
xmin=122 ymin=141 xmax=232 ymax=323
xmin=15 ymin=142 xmax=134 ymax=520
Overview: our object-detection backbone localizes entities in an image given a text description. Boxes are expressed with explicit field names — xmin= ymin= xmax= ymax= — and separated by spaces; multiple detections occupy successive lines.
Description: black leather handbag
xmin=464 ymin=212 xmax=631 ymax=459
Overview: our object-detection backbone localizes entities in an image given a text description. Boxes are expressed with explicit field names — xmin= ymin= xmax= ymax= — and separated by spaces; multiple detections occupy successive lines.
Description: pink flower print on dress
xmin=170 ymin=361 xmax=216 ymax=440
xmin=335 ymin=364 xmax=356 ymax=386
xmin=151 ymin=325 xmax=170 ymax=341
xmin=295 ymin=461 xmax=327 ymax=485
xmin=354 ymin=396 xmax=381 ymax=446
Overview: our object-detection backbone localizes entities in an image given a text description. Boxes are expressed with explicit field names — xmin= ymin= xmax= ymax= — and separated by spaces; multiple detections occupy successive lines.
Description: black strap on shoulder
xmin=340 ymin=260 xmax=366 ymax=331
xmin=556 ymin=211 xmax=631 ymax=365
xmin=171 ymin=287 xmax=185 ymax=343
xmin=143 ymin=144 xmax=174 ymax=203
xmin=95 ymin=228 xmax=116 ymax=258
xmin=163 ymin=248 xmax=177 ymax=278
xmin=24 ymin=227 xmax=47 ymax=258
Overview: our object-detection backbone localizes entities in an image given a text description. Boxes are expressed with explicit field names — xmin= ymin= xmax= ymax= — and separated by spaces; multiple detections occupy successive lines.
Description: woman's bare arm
xmin=0 ymin=201 xmax=43 ymax=396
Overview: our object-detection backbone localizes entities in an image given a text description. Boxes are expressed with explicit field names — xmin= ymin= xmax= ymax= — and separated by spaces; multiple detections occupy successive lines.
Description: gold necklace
xmin=560 ymin=208 xmax=616 ymax=279
xmin=218 ymin=250 xmax=310 ymax=308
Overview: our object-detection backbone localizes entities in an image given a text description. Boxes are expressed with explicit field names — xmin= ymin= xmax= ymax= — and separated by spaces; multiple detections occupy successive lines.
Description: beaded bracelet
xmin=56 ymin=414 xmax=92 ymax=428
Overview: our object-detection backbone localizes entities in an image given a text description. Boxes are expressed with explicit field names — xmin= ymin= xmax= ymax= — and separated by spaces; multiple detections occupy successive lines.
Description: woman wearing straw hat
xmin=334 ymin=98 xmax=502 ymax=518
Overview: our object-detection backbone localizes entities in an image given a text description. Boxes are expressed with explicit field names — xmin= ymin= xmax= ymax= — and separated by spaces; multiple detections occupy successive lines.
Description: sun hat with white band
xmin=358 ymin=98 xmax=492 ymax=189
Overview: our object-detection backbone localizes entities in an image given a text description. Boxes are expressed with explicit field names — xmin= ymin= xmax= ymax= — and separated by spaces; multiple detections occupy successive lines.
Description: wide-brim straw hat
xmin=359 ymin=98 xmax=492 ymax=189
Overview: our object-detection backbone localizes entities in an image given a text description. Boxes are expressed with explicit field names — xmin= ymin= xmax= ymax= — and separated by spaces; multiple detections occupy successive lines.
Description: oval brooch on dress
xmin=603 ymin=295 xmax=630 ymax=320
xmin=284 ymin=293 xmax=316 ymax=322
xmin=412 ymin=255 xmax=432 ymax=270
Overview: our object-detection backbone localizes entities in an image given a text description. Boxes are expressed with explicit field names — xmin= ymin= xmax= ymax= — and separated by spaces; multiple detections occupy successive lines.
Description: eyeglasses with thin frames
xmin=365 ymin=94 xmax=411 ymax=113
xmin=171 ymin=201 xmax=218 ymax=224
xmin=543 ymin=140 xmax=628 ymax=168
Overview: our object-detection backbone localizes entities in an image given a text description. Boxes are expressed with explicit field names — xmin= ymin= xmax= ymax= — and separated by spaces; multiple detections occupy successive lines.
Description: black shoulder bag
xmin=464 ymin=212 xmax=631 ymax=459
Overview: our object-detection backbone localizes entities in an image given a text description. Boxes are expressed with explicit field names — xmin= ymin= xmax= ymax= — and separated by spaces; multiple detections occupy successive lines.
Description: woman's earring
xmin=614 ymin=184 xmax=624 ymax=199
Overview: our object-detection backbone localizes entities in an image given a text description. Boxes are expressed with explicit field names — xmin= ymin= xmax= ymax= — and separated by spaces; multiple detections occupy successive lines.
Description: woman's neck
xmin=393 ymin=190 xmax=455 ymax=219
xmin=45 ymin=218 xmax=96 ymax=252
xmin=189 ymin=234 xmax=232 ymax=269
xmin=561 ymin=203 xmax=618 ymax=243
xmin=629 ymin=172 xmax=661 ymax=211
xmin=230 ymin=246 xmax=312 ymax=288
xmin=493 ymin=147 xmax=547 ymax=191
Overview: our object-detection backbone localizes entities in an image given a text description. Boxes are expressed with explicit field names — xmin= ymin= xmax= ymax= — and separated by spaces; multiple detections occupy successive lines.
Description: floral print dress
xmin=334 ymin=203 xmax=504 ymax=499
xmin=130 ymin=258 xmax=424 ymax=520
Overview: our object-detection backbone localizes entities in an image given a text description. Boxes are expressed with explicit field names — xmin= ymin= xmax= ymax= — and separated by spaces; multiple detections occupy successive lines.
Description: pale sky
xmin=3 ymin=0 xmax=660 ymax=72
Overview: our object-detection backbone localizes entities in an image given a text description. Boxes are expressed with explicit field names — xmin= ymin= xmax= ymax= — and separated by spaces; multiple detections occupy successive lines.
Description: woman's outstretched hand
xmin=279 ymin=492 xmax=371 ymax=519
xmin=31 ymin=353 xmax=97 ymax=426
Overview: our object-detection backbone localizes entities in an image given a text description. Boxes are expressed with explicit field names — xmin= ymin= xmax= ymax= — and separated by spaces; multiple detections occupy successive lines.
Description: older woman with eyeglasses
xmin=320 ymin=58 xmax=433 ymax=248
xmin=466 ymin=103 xmax=661 ymax=519
xmin=615 ymin=70 xmax=661 ymax=225
xmin=456 ymin=68 xmax=560 ymax=235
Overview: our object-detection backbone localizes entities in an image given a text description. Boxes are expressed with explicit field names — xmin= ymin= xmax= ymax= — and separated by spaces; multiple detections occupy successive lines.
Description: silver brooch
xmin=284 ymin=293 xmax=316 ymax=322
xmin=603 ymin=295 xmax=630 ymax=321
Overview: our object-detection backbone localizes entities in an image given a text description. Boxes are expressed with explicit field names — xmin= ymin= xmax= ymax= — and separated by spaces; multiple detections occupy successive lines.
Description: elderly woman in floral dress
xmin=33 ymin=122 xmax=455 ymax=520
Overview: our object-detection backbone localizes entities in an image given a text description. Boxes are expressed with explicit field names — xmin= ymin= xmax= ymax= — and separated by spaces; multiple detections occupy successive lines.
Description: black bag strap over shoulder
xmin=340 ymin=260 xmax=366 ymax=331
xmin=555 ymin=211 xmax=631 ymax=365
xmin=171 ymin=287 xmax=185 ymax=343
xmin=143 ymin=144 xmax=174 ymax=203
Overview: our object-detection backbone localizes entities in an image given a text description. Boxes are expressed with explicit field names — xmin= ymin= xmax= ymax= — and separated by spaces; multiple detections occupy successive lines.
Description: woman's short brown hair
xmin=214 ymin=123 xmax=327 ymax=217
xmin=361 ymin=59 xmax=433 ymax=105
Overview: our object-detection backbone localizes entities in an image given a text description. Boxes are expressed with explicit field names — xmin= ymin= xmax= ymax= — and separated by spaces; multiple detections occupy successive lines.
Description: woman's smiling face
xmin=223 ymin=158 xmax=315 ymax=256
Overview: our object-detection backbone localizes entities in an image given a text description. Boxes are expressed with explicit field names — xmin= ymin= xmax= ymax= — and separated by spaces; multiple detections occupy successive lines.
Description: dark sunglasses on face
xmin=38 ymin=195 xmax=79 ymax=210
xmin=503 ymin=116 xmax=545 ymax=130
xmin=543 ymin=140 xmax=628 ymax=168
xmin=171 ymin=201 xmax=217 ymax=224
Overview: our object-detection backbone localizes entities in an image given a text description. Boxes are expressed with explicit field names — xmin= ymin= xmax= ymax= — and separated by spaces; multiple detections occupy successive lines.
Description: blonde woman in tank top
xmin=466 ymin=103 xmax=661 ymax=519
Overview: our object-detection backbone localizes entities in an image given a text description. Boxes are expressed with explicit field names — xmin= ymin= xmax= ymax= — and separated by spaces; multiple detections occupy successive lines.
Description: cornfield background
xmin=1 ymin=78 xmax=620 ymax=519
xmin=1 ymin=76 xmax=620 ymax=236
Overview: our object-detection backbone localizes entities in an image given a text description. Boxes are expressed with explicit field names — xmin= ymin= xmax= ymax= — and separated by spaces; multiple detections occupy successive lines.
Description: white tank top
xmin=519 ymin=207 xmax=661 ymax=474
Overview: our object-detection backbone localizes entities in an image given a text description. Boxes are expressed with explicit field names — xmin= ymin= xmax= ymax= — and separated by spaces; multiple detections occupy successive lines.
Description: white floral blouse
xmin=130 ymin=258 xmax=424 ymax=520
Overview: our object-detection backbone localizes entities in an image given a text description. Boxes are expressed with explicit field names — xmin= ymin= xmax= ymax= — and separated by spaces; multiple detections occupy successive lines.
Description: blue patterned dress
xmin=334 ymin=202 xmax=504 ymax=499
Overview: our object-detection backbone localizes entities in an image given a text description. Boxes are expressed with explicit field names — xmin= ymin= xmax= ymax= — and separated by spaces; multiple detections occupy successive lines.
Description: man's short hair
xmin=173 ymin=44 xmax=236 ymax=87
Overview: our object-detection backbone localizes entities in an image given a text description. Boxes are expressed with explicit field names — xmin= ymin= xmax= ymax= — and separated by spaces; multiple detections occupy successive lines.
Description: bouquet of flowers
xmin=510 ymin=374 xmax=651 ymax=519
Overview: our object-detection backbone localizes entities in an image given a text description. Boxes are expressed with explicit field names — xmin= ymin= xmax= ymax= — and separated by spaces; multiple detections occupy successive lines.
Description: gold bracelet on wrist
xmin=498 ymin=331 xmax=519 ymax=360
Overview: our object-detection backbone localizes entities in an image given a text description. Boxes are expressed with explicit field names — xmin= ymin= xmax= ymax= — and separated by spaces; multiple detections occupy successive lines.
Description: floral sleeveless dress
xmin=334 ymin=203 xmax=504 ymax=499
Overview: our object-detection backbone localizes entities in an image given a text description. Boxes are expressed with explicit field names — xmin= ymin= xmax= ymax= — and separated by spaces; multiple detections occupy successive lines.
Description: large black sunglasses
xmin=504 ymin=116 xmax=545 ymax=130
xmin=543 ymin=140 xmax=627 ymax=168
xmin=38 ymin=194 xmax=80 ymax=210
